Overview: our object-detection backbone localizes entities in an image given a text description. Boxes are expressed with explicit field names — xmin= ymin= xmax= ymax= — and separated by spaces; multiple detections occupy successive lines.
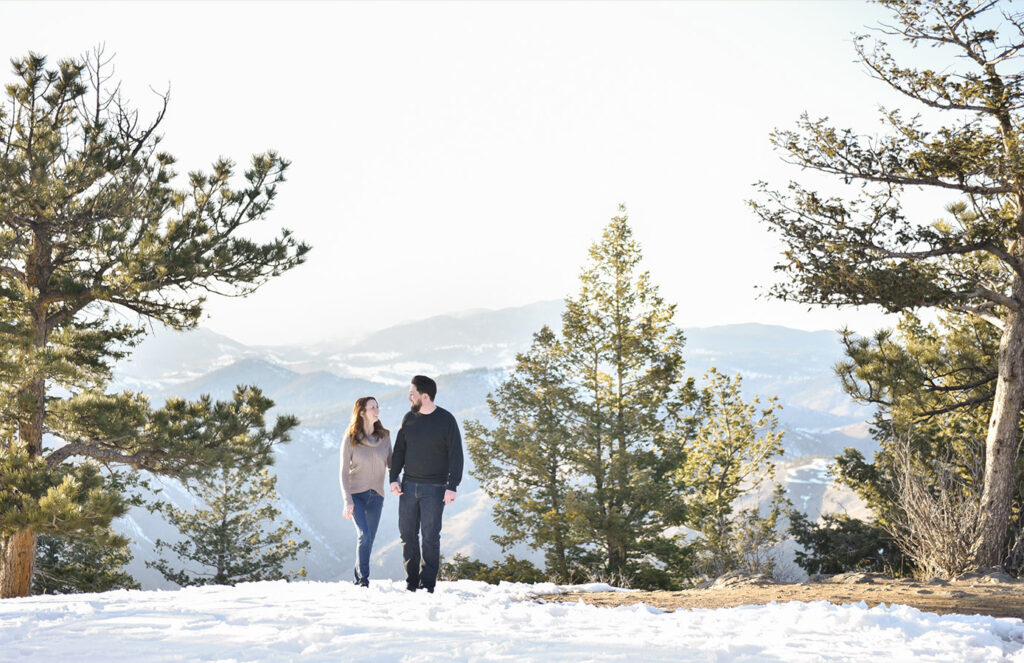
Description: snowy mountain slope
xmin=324 ymin=299 xmax=565 ymax=365
xmin=172 ymin=300 xmax=569 ymax=385
xmin=148 ymin=357 xmax=391 ymax=423
xmin=110 ymin=304 xmax=878 ymax=589
xmin=112 ymin=327 xmax=256 ymax=386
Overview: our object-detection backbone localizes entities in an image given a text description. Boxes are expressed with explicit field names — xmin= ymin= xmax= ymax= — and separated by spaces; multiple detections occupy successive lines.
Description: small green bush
xmin=789 ymin=512 xmax=910 ymax=576
xmin=439 ymin=553 xmax=545 ymax=584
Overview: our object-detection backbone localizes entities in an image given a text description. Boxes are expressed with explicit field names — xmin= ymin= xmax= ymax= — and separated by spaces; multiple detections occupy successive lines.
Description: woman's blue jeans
xmin=351 ymin=489 xmax=384 ymax=585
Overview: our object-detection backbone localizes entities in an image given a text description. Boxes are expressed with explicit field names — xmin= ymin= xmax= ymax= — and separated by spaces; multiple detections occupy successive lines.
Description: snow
xmin=784 ymin=457 xmax=833 ymax=485
xmin=2 ymin=580 xmax=1023 ymax=662
xmin=342 ymin=352 xmax=402 ymax=362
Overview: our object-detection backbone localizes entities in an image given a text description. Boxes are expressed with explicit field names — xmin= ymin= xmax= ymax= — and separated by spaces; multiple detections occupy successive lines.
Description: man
xmin=389 ymin=375 xmax=463 ymax=593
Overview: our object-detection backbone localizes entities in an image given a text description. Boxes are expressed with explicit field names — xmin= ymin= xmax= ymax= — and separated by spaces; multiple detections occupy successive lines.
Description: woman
xmin=340 ymin=396 xmax=392 ymax=587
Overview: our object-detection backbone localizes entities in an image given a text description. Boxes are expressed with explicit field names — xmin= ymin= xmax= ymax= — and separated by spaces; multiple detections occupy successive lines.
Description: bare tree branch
xmin=949 ymin=305 xmax=1007 ymax=329
xmin=45 ymin=436 xmax=146 ymax=468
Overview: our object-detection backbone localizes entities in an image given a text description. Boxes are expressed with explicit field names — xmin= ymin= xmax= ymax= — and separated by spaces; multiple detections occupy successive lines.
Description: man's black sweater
xmin=389 ymin=406 xmax=463 ymax=491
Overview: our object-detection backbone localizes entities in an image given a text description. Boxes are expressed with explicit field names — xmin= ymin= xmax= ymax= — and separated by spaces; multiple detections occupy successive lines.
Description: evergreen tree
xmin=438 ymin=554 xmax=545 ymax=585
xmin=834 ymin=312 xmax=997 ymax=528
xmin=0 ymin=49 xmax=308 ymax=597
xmin=677 ymin=369 xmax=787 ymax=577
xmin=464 ymin=326 xmax=583 ymax=581
xmin=469 ymin=206 xmax=697 ymax=587
xmin=560 ymin=207 xmax=695 ymax=585
xmin=147 ymin=467 xmax=309 ymax=586
xmin=788 ymin=512 xmax=909 ymax=576
xmin=32 ymin=529 xmax=139 ymax=594
xmin=752 ymin=0 xmax=1024 ymax=567
xmin=830 ymin=312 xmax=1024 ymax=574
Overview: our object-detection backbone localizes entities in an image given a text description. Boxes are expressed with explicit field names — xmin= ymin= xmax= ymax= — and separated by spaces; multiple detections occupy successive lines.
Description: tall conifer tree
xmin=469 ymin=206 xmax=697 ymax=586
xmin=0 ymin=50 xmax=308 ymax=597
xmin=560 ymin=208 xmax=693 ymax=582
xmin=465 ymin=326 xmax=582 ymax=582
xmin=752 ymin=0 xmax=1024 ymax=566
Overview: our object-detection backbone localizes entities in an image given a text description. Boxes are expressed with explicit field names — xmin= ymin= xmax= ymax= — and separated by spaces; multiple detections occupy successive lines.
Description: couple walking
xmin=339 ymin=375 xmax=463 ymax=593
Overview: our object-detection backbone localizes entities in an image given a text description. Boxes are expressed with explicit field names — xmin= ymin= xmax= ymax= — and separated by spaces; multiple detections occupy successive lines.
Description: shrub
xmin=789 ymin=512 xmax=909 ymax=576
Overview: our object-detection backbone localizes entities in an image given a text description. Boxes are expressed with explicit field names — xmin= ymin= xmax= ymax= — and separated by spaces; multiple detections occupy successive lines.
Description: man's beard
xmin=410 ymin=402 xmax=421 ymax=413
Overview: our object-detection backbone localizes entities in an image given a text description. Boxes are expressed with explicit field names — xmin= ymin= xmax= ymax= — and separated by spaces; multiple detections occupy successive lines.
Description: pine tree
xmin=464 ymin=326 xmax=582 ymax=581
xmin=788 ymin=512 xmax=909 ymax=576
xmin=33 ymin=529 xmax=139 ymax=595
xmin=560 ymin=207 xmax=696 ymax=584
xmin=677 ymin=369 xmax=787 ymax=577
xmin=438 ymin=553 xmax=545 ymax=585
xmin=0 ymin=49 xmax=308 ymax=597
xmin=831 ymin=312 xmax=1024 ymax=574
xmin=147 ymin=467 xmax=309 ymax=586
xmin=751 ymin=0 xmax=1024 ymax=567
xmin=834 ymin=312 xmax=997 ymax=528
xmin=469 ymin=206 xmax=697 ymax=587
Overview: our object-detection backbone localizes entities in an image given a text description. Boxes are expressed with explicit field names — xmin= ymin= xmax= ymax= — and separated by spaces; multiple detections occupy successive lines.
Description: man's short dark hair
xmin=411 ymin=375 xmax=437 ymax=401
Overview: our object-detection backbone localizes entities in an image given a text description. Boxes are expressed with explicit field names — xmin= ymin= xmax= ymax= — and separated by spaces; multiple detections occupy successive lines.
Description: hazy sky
xmin=3 ymin=1 xmax=933 ymax=346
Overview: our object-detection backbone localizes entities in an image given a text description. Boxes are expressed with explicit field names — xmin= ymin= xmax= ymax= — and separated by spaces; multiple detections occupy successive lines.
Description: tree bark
xmin=2 ymin=379 xmax=47 ymax=598
xmin=0 ymin=225 xmax=52 ymax=598
xmin=0 ymin=529 xmax=36 ymax=598
xmin=978 ymin=279 xmax=1024 ymax=567
xmin=20 ymin=378 xmax=45 ymax=457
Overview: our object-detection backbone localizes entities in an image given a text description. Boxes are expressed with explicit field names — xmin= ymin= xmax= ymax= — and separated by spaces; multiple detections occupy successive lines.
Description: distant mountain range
xmin=110 ymin=300 xmax=875 ymax=588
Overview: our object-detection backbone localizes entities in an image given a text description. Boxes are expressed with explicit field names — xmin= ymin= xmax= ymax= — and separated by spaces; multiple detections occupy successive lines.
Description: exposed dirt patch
xmin=538 ymin=570 xmax=1024 ymax=620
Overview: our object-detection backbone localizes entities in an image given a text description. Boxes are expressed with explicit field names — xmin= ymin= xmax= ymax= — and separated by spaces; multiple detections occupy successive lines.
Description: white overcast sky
xmin=3 ymin=1 xmax=941 ymax=346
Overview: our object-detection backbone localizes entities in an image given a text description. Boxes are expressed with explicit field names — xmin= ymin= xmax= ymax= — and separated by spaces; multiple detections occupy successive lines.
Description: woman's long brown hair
xmin=346 ymin=396 xmax=388 ymax=446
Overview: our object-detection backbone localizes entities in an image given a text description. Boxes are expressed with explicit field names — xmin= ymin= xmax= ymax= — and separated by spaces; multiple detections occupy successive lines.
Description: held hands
xmin=344 ymin=504 xmax=354 ymax=520
xmin=386 ymin=481 xmax=453 ymax=502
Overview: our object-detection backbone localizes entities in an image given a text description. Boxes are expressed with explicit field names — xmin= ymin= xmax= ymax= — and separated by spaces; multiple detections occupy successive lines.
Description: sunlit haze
xmin=2 ymin=1 xmax=931 ymax=346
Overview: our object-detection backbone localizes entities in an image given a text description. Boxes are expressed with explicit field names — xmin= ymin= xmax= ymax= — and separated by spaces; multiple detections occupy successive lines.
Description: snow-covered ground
xmin=2 ymin=581 xmax=1023 ymax=662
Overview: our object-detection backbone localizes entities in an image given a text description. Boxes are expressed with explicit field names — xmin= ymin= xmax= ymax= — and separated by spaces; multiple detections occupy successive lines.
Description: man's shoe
xmin=406 ymin=583 xmax=418 ymax=592
xmin=418 ymin=584 xmax=435 ymax=594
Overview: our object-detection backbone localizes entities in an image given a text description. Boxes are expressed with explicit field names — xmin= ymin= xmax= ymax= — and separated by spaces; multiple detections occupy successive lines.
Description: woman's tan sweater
xmin=339 ymin=431 xmax=393 ymax=508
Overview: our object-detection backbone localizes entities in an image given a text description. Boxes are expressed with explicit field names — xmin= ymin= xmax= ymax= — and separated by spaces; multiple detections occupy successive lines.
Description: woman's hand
xmin=344 ymin=503 xmax=354 ymax=520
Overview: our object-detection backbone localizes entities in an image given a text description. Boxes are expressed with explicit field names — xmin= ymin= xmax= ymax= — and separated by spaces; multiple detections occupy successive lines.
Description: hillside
xmin=110 ymin=302 xmax=877 ymax=589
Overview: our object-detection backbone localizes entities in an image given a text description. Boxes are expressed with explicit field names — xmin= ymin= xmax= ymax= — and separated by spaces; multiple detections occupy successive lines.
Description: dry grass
xmin=537 ymin=570 xmax=1024 ymax=620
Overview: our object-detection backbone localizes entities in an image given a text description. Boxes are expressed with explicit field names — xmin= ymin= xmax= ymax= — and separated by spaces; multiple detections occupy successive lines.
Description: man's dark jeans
xmin=398 ymin=480 xmax=446 ymax=591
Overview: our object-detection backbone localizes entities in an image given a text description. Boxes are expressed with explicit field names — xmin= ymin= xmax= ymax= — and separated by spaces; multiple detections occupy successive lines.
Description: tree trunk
xmin=0 ymin=379 xmax=47 ymax=599
xmin=19 ymin=377 xmax=45 ymax=456
xmin=978 ymin=292 xmax=1024 ymax=567
xmin=546 ymin=465 xmax=569 ymax=582
xmin=0 ymin=225 xmax=53 ymax=599
xmin=1 ymin=378 xmax=47 ymax=598
xmin=606 ymin=537 xmax=627 ymax=580
xmin=0 ymin=529 xmax=36 ymax=598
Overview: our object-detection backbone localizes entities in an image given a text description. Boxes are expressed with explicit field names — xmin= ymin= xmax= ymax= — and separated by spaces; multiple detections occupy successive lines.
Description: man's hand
xmin=443 ymin=489 xmax=456 ymax=505
xmin=343 ymin=504 xmax=354 ymax=520
xmin=391 ymin=481 xmax=403 ymax=496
